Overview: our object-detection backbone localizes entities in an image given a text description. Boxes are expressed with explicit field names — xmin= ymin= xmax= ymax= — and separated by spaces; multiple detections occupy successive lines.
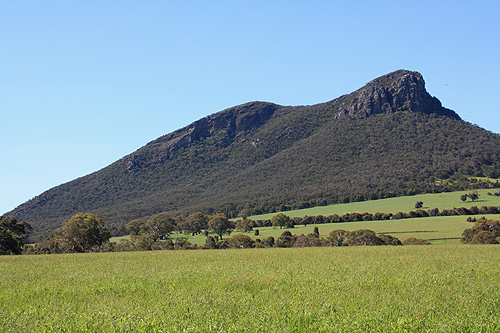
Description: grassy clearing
xmin=248 ymin=189 xmax=500 ymax=221
xmin=1 ymin=246 xmax=499 ymax=332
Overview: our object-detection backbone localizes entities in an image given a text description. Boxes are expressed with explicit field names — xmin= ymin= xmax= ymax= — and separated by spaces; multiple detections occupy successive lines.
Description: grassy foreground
xmin=2 ymin=246 xmax=500 ymax=332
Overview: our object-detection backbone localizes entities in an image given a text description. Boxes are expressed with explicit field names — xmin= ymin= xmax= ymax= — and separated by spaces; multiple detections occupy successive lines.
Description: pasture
xmin=1 ymin=245 xmax=499 ymax=332
xmin=247 ymin=189 xmax=500 ymax=221
xmin=163 ymin=189 xmax=500 ymax=246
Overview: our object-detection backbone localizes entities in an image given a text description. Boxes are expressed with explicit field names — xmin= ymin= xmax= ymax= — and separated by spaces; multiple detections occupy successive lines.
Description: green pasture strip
xmin=170 ymin=214 xmax=499 ymax=246
xmin=1 ymin=246 xmax=500 ymax=332
xmin=247 ymin=189 xmax=500 ymax=221
xmin=109 ymin=189 xmax=500 ymax=246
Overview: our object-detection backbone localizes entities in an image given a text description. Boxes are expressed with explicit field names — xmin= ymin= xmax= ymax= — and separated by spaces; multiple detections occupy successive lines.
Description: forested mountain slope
xmin=9 ymin=70 xmax=500 ymax=240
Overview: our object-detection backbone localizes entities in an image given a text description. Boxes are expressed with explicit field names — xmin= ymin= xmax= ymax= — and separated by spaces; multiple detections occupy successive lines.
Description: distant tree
xmin=174 ymin=237 xmax=193 ymax=250
xmin=254 ymin=229 xmax=260 ymax=236
xmin=344 ymin=229 xmax=383 ymax=246
xmin=403 ymin=237 xmax=431 ymax=245
xmin=415 ymin=201 xmax=423 ymax=209
xmin=227 ymin=234 xmax=255 ymax=249
xmin=301 ymin=216 xmax=314 ymax=227
xmin=468 ymin=192 xmax=479 ymax=202
xmin=140 ymin=212 xmax=176 ymax=242
xmin=184 ymin=212 xmax=208 ymax=236
xmin=377 ymin=234 xmax=402 ymax=245
xmin=313 ymin=226 xmax=319 ymax=236
xmin=51 ymin=213 xmax=111 ymax=253
xmin=328 ymin=229 xmax=350 ymax=247
xmin=470 ymin=231 xmax=498 ymax=244
xmin=238 ymin=209 xmax=251 ymax=220
xmin=235 ymin=219 xmax=254 ymax=233
xmin=460 ymin=194 xmax=468 ymax=202
xmin=205 ymin=236 xmax=218 ymax=249
xmin=207 ymin=214 xmax=233 ymax=240
xmin=126 ymin=219 xmax=145 ymax=236
xmin=261 ymin=236 xmax=275 ymax=247
xmin=0 ymin=216 xmax=32 ymax=255
xmin=276 ymin=230 xmax=296 ymax=247
xmin=314 ymin=215 xmax=326 ymax=224
xmin=293 ymin=234 xmax=327 ymax=247
xmin=271 ymin=213 xmax=292 ymax=229
xmin=461 ymin=217 xmax=500 ymax=244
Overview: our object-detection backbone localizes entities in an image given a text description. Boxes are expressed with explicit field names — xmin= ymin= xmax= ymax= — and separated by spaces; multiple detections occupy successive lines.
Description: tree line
xmin=6 ymin=192 xmax=500 ymax=255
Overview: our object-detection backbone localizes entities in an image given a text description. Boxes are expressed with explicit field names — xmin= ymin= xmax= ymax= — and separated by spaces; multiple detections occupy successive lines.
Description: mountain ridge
xmin=9 ymin=70 xmax=500 ymax=241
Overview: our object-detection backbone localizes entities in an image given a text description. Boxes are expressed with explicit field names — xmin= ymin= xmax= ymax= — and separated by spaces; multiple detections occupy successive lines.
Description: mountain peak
xmin=333 ymin=70 xmax=460 ymax=120
xmin=11 ymin=69 xmax=484 ymax=242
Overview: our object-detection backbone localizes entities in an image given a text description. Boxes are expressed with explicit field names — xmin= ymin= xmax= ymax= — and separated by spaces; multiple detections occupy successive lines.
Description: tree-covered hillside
xmin=9 ymin=70 xmax=500 ymax=241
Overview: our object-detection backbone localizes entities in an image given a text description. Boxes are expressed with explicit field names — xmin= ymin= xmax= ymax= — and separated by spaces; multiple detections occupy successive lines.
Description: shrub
xmin=403 ymin=237 xmax=431 ymax=245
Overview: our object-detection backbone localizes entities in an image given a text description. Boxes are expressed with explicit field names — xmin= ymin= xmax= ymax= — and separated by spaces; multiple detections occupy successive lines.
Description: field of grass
xmin=107 ymin=190 xmax=500 ymax=246
xmin=2 ymin=245 xmax=500 ymax=332
xmin=247 ymin=189 xmax=500 ymax=221
xmin=170 ymin=214 xmax=487 ymax=246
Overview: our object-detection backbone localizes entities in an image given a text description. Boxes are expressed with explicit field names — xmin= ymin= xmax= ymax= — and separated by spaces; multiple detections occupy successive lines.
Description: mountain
xmin=9 ymin=70 xmax=500 ymax=241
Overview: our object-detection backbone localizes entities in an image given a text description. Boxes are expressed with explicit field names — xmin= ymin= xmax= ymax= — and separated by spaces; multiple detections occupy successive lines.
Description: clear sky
xmin=1 ymin=1 xmax=499 ymax=215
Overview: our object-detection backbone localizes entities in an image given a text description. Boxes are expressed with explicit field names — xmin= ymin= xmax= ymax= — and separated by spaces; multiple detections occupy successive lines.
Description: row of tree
xmin=14 ymin=211 xmax=431 ymax=255
xmin=9 ymin=199 xmax=500 ymax=255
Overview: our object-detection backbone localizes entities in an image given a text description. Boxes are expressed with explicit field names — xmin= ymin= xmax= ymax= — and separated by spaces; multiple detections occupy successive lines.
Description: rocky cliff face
xmin=125 ymin=101 xmax=279 ymax=170
xmin=333 ymin=70 xmax=460 ymax=120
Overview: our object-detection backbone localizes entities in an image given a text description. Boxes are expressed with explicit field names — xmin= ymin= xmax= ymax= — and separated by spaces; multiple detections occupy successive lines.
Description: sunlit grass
xmin=248 ymin=189 xmax=500 ymax=221
xmin=1 ymin=245 xmax=500 ymax=332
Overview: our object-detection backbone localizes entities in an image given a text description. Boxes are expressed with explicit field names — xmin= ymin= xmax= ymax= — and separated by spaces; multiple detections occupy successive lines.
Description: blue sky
xmin=1 ymin=1 xmax=499 ymax=215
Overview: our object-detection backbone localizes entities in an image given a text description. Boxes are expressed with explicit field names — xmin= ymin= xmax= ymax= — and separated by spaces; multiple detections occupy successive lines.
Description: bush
xmin=403 ymin=237 xmax=431 ymax=245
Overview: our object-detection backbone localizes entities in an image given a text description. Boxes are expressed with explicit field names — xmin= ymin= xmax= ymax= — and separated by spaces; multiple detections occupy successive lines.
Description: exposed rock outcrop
xmin=334 ymin=70 xmax=460 ymax=120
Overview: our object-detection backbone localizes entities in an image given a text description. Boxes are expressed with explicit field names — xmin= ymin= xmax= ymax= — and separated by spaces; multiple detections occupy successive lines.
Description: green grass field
xmin=248 ymin=189 xmax=500 ymax=221
xmin=160 ymin=189 xmax=500 ymax=247
xmin=168 ymin=214 xmax=484 ymax=246
xmin=2 ymin=246 xmax=499 ymax=332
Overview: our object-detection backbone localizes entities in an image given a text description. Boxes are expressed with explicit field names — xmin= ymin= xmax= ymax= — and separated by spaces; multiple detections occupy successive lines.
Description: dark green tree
xmin=183 ymin=212 xmax=208 ymax=236
xmin=344 ymin=229 xmax=383 ymax=246
xmin=0 ymin=216 xmax=32 ymax=255
xmin=52 ymin=213 xmax=111 ymax=253
xmin=235 ymin=219 xmax=254 ymax=233
xmin=276 ymin=230 xmax=296 ymax=247
xmin=139 ymin=212 xmax=176 ymax=242
xmin=205 ymin=236 xmax=218 ymax=249
xmin=328 ymin=230 xmax=350 ymax=247
xmin=126 ymin=219 xmax=145 ymax=236
xmin=261 ymin=236 xmax=275 ymax=247
xmin=377 ymin=234 xmax=402 ymax=245
xmin=207 ymin=214 xmax=233 ymax=240
xmin=462 ymin=217 xmax=500 ymax=244
xmin=271 ymin=213 xmax=292 ymax=229
xmin=227 ymin=234 xmax=255 ymax=248
xmin=301 ymin=216 xmax=313 ymax=227
xmin=468 ymin=192 xmax=479 ymax=202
